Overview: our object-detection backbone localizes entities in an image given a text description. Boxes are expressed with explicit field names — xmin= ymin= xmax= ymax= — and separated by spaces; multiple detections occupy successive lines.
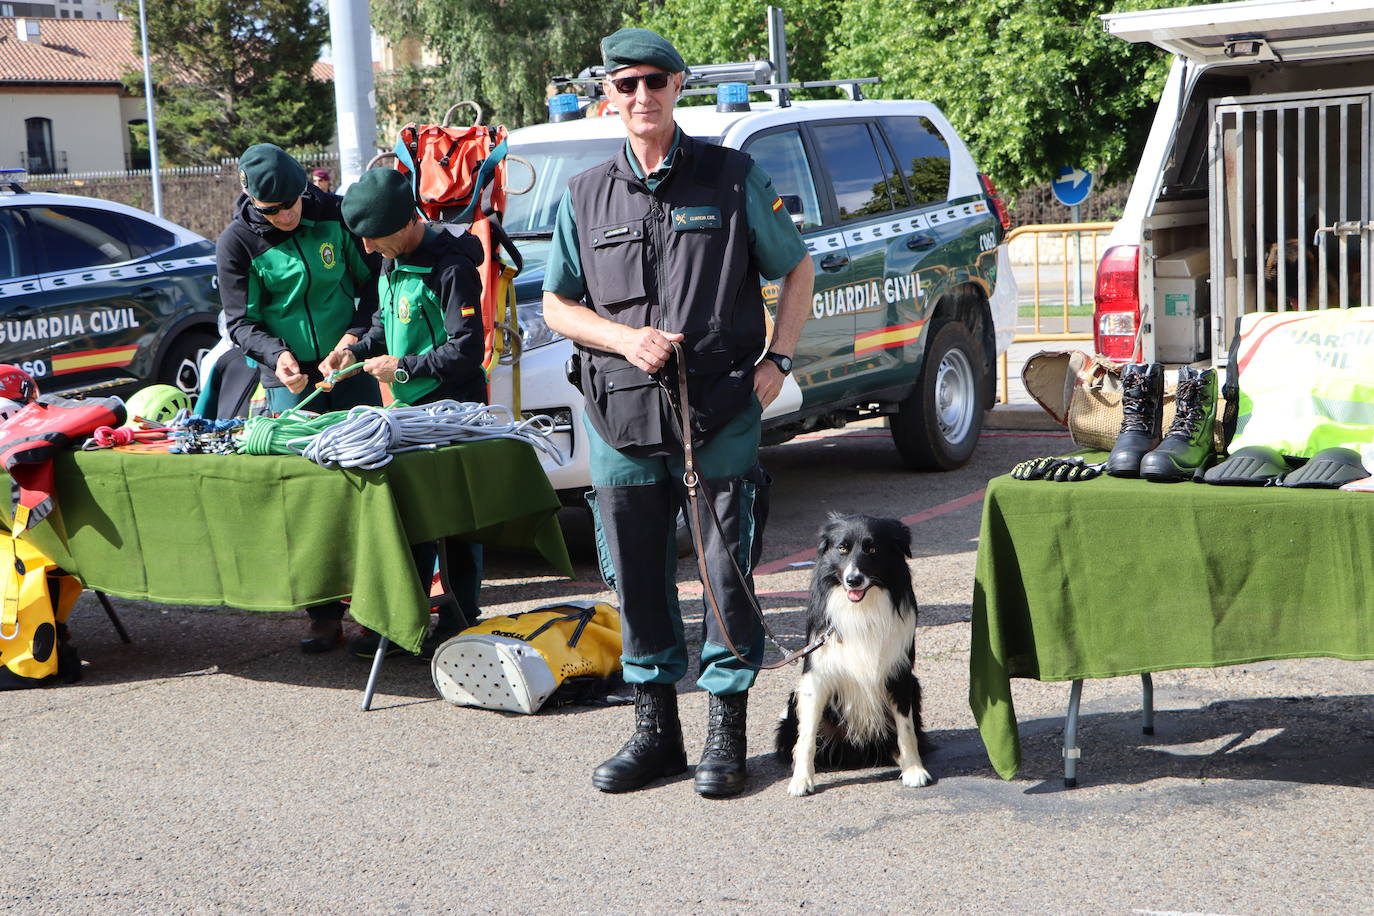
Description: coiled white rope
xmin=288 ymin=400 xmax=565 ymax=470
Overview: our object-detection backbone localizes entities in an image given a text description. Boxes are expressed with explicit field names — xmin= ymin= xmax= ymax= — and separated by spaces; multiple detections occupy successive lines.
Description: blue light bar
xmin=715 ymin=82 xmax=751 ymax=113
xmin=548 ymin=93 xmax=584 ymax=123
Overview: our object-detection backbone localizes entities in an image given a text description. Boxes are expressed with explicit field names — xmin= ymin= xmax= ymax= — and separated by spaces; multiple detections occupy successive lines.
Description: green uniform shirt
xmin=242 ymin=216 xmax=373 ymax=361
xmin=543 ymin=128 xmax=807 ymax=299
xmin=378 ymin=261 xmax=445 ymax=404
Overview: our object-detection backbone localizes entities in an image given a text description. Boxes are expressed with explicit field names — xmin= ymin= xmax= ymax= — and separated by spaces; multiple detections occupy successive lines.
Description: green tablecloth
xmin=17 ymin=441 xmax=572 ymax=654
xmin=970 ymin=472 xmax=1374 ymax=780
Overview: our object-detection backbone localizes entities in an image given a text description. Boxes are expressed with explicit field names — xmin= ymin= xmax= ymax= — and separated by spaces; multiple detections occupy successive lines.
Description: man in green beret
xmin=542 ymin=27 xmax=814 ymax=798
xmin=322 ymin=167 xmax=489 ymax=657
xmin=217 ymin=143 xmax=383 ymax=653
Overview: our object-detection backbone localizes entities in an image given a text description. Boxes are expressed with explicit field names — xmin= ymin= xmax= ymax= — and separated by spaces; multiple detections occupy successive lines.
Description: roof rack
xmin=551 ymin=59 xmax=880 ymax=106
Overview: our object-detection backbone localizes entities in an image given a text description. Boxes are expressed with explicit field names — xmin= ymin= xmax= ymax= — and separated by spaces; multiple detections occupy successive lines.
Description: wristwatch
xmin=763 ymin=351 xmax=793 ymax=375
xmin=392 ymin=367 xmax=410 ymax=384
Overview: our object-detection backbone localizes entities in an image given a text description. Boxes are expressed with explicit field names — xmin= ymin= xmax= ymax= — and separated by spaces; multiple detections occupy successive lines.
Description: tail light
xmin=978 ymin=173 xmax=1010 ymax=232
xmin=1094 ymin=245 xmax=1141 ymax=360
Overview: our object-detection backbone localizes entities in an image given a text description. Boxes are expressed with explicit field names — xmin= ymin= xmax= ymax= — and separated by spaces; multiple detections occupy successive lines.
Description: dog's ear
xmin=887 ymin=519 xmax=913 ymax=558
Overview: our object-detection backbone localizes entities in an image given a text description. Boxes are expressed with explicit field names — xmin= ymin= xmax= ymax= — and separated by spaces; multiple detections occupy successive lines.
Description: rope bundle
xmin=239 ymin=400 xmax=564 ymax=470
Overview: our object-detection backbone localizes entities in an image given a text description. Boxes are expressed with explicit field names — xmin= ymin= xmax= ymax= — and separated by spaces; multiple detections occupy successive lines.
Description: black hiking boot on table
xmin=592 ymin=682 xmax=687 ymax=793
xmin=1106 ymin=362 xmax=1165 ymax=478
xmin=1140 ymin=366 xmax=1218 ymax=482
xmin=694 ymin=691 xmax=749 ymax=798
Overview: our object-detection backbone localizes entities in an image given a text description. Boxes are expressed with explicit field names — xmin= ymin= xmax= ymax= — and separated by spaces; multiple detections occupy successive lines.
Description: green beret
xmin=237 ymin=144 xmax=306 ymax=204
xmin=341 ymin=169 xmax=416 ymax=238
xmin=601 ymin=27 xmax=687 ymax=75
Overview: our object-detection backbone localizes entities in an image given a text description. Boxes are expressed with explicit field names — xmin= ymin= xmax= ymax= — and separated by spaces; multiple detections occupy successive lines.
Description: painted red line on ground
xmin=753 ymin=487 xmax=987 ymax=577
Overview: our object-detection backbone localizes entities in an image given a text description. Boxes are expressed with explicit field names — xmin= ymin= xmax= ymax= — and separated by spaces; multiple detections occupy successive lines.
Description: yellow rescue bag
xmin=431 ymin=601 xmax=621 ymax=714
xmin=0 ymin=537 xmax=82 ymax=689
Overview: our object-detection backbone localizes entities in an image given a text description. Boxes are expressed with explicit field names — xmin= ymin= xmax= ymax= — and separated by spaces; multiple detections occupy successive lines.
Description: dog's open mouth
xmin=846 ymin=587 xmax=868 ymax=602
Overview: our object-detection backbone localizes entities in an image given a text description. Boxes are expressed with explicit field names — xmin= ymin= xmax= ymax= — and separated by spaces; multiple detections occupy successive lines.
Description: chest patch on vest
xmin=396 ymin=296 xmax=412 ymax=324
xmin=319 ymin=242 xmax=337 ymax=269
xmin=671 ymin=207 xmax=722 ymax=231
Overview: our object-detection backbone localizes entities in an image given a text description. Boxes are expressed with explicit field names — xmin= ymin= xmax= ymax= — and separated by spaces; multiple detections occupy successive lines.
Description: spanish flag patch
xmin=771 ymin=196 xmax=785 ymax=212
xmin=460 ymin=306 xmax=476 ymax=318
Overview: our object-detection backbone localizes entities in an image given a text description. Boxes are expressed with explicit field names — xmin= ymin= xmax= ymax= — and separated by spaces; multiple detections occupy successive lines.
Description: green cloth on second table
xmin=970 ymin=471 xmax=1374 ymax=781
xmin=19 ymin=440 xmax=571 ymax=654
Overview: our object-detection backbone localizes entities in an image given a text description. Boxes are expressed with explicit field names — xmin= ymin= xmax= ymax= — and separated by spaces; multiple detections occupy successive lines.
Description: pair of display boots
xmin=592 ymin=683 xmax=748 ymax=798
xmin=1107 ymin=363 xmax=1218 ymax=481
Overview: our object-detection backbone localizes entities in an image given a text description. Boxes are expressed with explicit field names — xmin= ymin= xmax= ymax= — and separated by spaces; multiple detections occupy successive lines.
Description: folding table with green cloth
xmin=970 ymin=471 xmax=1374 ymax=782
xmin=10 ymin=440 xmax=572 ymax=703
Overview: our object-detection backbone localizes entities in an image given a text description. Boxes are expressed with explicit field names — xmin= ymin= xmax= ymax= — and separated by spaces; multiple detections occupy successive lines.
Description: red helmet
xmin=0 ymin=365 xmax=36 ymax=403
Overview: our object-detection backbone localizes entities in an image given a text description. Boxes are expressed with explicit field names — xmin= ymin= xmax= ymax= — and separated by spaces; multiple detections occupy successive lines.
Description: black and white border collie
xmin=775 ymin=514 xmax=932 ymax=796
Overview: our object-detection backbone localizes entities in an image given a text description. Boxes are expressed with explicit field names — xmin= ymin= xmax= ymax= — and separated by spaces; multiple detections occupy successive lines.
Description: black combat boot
xmin=1106 ymin=362 xmax=1165 ymax=478
xmin=1139 ymin=366 xmax=1217 ymax=482
xmin=592 ymin=683 xmax=687 ymax=793
xmin=694 ymin=691 xmax=749 ymax=798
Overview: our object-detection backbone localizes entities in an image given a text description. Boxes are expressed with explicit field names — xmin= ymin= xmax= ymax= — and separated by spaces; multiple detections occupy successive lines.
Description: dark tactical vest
xmin=569 ymin=134 xmax=766 ymax=450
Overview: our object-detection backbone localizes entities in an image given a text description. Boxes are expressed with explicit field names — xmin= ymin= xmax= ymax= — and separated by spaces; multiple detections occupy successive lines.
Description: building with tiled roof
xmin=1 ymin=17 xmax=148 ymax=172
xmin=1 ymin=17 xmax=335 ymax=174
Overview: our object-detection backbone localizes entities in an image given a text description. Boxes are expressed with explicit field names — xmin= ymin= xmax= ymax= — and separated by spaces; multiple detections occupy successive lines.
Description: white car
xmin=491 ymin=75 xmax=1017 ymax=497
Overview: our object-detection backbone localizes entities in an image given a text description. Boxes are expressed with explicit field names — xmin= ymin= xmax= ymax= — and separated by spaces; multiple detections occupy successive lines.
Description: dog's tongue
xmin=847 ymin=587 xmax=867 ymax=602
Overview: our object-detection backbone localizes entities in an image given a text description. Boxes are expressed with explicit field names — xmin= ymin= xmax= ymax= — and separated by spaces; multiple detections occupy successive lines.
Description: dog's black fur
xmin=775 ymin=514 xmax=931 ymax=792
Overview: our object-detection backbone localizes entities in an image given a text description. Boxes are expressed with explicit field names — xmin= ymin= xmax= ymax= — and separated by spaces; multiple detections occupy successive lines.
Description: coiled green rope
xmin=238 ymin=410 xmax=350 ymax=456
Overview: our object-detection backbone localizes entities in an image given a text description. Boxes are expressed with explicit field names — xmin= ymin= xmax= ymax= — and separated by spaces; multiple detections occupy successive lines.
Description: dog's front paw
xmin=787 ymin=775 xmax=816 ymax=797
xmin=901 ymin=765 xmax=933 ymax=788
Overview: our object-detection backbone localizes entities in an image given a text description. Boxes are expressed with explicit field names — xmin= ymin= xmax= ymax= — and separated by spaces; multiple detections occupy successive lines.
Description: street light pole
xmin=326 ymin=0 xmax=377 ymax=190
xmin=136 ymin=0 xmax=162 ymax=217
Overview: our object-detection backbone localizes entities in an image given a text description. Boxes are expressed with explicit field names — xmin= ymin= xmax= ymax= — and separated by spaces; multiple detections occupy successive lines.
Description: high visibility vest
xmin=1230 ymin=307 xmax=1374 ymax=459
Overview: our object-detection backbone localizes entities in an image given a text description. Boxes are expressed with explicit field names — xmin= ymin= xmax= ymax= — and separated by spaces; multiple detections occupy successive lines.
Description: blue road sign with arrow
xmin=1052 ymin=165 xmax=1093 ymax=207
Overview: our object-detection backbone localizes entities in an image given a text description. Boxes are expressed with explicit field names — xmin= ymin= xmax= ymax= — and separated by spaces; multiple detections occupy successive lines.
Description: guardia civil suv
xmin=489 ymin=65 xmax=1017 ymax=496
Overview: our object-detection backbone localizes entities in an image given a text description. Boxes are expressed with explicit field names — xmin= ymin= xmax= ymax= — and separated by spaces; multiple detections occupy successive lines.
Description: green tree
xmin=640 ymin=0 xmax=843 ymax=94
xmin=370 ymin=0 xmax=638 ymax=132
xmin=117 ymin=0 xmax=335 ymax=165
xmin=828 ymin=0 xmax=1189 ymax=194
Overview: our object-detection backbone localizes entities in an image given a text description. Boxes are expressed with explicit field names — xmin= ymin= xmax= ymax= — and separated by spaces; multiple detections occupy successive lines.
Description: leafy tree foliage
xmin=370 ymin=0 xmax=638 ymax=132
xmin=639 ymin=0 xmax=843 ymax=96
xmin=116 ymin=0 xmax=335 ymax=165
xmin=828 ymin=0 xmax=1189 ymax=192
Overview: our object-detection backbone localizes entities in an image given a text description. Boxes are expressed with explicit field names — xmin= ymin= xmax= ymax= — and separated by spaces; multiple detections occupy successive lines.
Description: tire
xmin=890 ymin=321 xmax=984 ymax=471
xmin=158 ymin=327 xmax=218 ymax=396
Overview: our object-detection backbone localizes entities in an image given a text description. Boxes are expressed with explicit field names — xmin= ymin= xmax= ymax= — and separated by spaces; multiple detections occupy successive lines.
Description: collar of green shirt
xmin=624 ymin=127 xmax=683 ymax=188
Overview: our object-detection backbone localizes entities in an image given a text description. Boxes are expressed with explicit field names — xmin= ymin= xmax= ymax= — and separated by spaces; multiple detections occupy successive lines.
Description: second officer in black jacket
xmin=322 ymin=168 xmax=488 ymax=657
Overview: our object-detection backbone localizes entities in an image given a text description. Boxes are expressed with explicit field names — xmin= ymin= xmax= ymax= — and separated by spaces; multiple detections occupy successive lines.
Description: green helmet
xmin=124 ymin=384 xmax=192 ymax=426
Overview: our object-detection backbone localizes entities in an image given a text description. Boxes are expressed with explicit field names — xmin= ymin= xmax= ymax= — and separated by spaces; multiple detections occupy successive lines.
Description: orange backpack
xmin=390 ymin=104 xmax=524 ymax=402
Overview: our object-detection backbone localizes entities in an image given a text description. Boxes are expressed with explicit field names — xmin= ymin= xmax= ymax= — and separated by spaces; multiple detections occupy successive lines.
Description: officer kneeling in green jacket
xmin=322 ymin=168 xmax=488 ymax=658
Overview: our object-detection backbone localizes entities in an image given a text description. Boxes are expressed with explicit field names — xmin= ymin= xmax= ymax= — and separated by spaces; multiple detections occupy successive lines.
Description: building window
xmin=25 ymin=117 xmax=55 ymax=174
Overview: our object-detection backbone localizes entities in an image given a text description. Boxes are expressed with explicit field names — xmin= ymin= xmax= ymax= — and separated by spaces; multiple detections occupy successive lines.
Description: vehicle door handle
xmin=132 ymin=286 xmax=162 ymax=302
xmin=906 ymin=235 xmax=937 ymax=251
xmin=819 ymin=253 xmax=850 ymax=272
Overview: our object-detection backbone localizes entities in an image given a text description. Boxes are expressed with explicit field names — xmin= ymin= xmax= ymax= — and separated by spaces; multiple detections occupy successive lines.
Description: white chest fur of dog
xmin=806 ymin=587 xmax=914 ymax=745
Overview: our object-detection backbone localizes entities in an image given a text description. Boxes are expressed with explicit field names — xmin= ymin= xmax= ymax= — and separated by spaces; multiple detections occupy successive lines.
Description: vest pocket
xmin=588 ymin=359 xmax=662 ymax=447
xmin=587 ymin=221 xmax=647 ymax=307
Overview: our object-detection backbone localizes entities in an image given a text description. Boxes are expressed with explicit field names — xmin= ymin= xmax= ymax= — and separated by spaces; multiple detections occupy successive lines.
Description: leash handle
xmin=669 ymin=341 xmax=828 ymax=670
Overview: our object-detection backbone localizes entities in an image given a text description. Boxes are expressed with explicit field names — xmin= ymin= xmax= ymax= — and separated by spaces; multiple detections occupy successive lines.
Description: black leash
xmin=667 ymin=341 xmax=831 ymax=670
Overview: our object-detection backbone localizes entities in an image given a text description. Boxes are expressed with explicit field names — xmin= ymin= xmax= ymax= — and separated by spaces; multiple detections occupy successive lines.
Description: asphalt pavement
xmin=4 ymin=350 xmax=1371 ymax=914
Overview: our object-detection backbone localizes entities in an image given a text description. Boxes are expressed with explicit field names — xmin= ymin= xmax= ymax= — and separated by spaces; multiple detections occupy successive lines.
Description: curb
xmin=983 ymin=402 xmax=1064 ymax=431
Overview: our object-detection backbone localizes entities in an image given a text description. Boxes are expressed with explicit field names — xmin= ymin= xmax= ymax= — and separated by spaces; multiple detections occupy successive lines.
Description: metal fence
xmin=21 ymin=154 xmax=341 ymax=239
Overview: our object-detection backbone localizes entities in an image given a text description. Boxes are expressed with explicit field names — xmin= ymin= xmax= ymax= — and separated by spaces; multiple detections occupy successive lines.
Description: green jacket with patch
xmin=216 ymin=187 xmax=380 ymax=386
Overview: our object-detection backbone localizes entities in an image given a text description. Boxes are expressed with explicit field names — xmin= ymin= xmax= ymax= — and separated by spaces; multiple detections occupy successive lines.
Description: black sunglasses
xmin=252 ymin=196 xmax=299 ymax=216
xmin=609 ymin=72 xmax=672 ymax=95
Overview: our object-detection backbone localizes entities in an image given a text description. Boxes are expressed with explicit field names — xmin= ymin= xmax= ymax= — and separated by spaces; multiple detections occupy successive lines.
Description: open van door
xmin=1103 ymin=0 xmax=1374 ymax=66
